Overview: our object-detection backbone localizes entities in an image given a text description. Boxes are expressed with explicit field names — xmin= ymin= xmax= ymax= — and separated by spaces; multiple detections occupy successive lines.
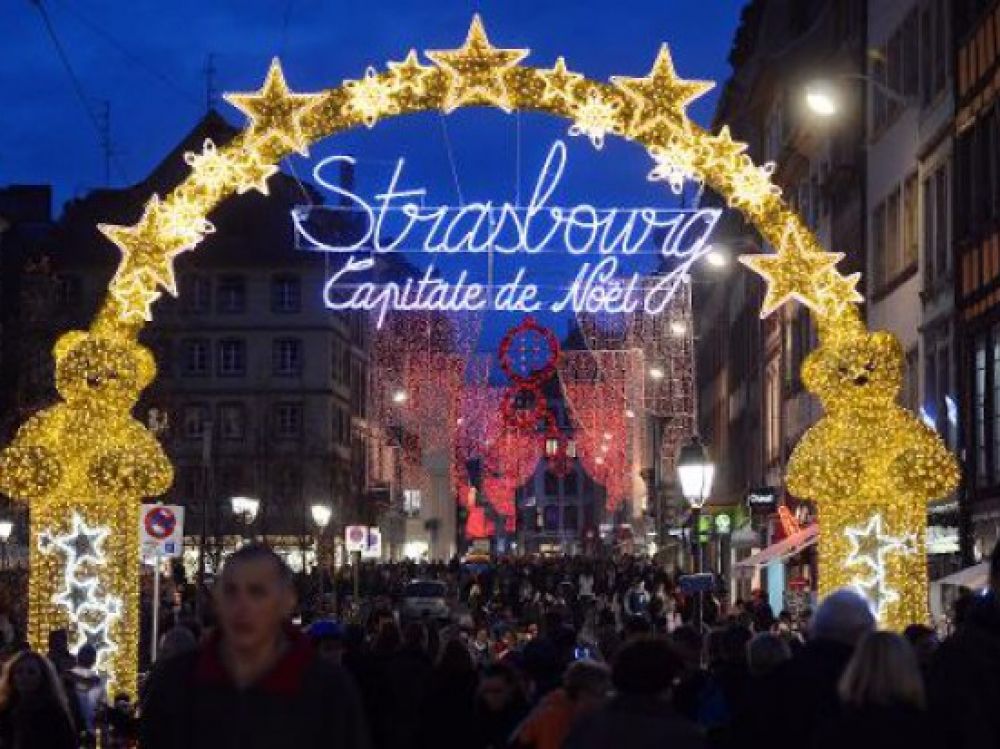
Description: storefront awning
xmin=734 ymin=524 xmax=819 ymax=571
xmin=933 ymin=562 xmax=990 ymax=590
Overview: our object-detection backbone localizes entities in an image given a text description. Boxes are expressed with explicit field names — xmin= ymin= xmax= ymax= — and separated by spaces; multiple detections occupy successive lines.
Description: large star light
xmin=224 ymin=58 xmax=326 ymax=156
xmin=612 ymin=44 xmax=713 ymax=144
xmin=426 ymin=15 xmax=529 ymax=113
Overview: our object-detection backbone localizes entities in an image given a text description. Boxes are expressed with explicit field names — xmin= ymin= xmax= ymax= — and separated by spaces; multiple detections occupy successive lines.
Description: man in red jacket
xmin=140 ymin=544 xmax=369 ymax=749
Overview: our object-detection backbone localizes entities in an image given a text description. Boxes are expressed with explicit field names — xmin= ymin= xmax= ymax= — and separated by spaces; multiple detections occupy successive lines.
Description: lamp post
xmin=311 ymin=503 xmax=332 ymax=615
xmin=230 ymin=496 xmax=260 ymax=543
xmin=0 ymin=519 xmax=13 ymax=570
xmin=677 ymin=435 xmax=715 ymax=632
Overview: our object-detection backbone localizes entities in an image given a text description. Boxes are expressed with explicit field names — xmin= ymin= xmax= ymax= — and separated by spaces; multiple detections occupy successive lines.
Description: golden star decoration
xmin=538 ymin=56 xmax=583 ymax=106
xmin=705 ymin=125 xmax=747 ymax=168
xmin=343 ymin=66 xmax=401 ymax=128
xmin=99 ymin=196 xmax=198 ymax=297
xmin=612 ymin=44 xmax=714 ymax=144
xmin=110 ymin=275 xmax=162 ymax=322
xmin=815 ymin=269 xmax=864 ymax=316
xmin=425 ymin=15 xmax=529 ymax=113
xmin=224 ymin=58 xmax=325 ymax=156
xmin=739 ymin=223 xmax=844 ymax=318
xmin=234 ymin=148 xmax=279 ymax=195
xmin=388 ymin=49 xmax=435 ymax=96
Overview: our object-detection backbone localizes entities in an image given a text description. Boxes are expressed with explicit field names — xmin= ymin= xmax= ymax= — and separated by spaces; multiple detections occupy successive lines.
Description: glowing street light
xmin=392 ymin=389 xmax=408 ymax=404
xmin=649 ymin=366 xmax=665 ymax=381
xmin=670 ymin=320 xmax=688 ymax=337
xmin=310 ymin=503 xmax=333 ymax=529
xmin=230 ymin=495 xmax=260 ymax=525
xmin=804 ymin=83 xmax=840 ymax=117
xmin=705 ymin=248 xmax=729 ymax=268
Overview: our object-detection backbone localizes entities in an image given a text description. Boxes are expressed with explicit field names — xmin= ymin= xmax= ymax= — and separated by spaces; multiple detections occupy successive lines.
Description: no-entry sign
xmin=140 ymin=504 xmax=184 ymax=559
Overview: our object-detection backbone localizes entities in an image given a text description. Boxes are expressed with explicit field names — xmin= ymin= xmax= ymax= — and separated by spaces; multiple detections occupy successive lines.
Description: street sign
xmin=678 ymin=572 xmax=715 ymax=594
xmin=746 ymin=487 xmax=777 ymax=512
xmin=345 ymin=525 xmax=368 ymax=553
xmin=362 ymin=527 xmax=382 ymax=559
xmin=139 ymin=504 xmax=184 ymax=559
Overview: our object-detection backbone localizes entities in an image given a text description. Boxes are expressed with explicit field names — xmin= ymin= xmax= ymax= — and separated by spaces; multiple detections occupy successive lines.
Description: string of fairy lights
xmin=0 ymin=14 xmax=961 ymax=698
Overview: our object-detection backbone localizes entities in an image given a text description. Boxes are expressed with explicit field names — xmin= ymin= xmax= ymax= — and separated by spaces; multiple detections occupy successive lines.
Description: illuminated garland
xmin=0 ymin=15 xmax=962 ymax=703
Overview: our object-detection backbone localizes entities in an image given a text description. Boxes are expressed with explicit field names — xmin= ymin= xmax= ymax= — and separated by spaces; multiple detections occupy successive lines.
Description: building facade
xmin=954 ymin=0 xmax=1000 ymax=563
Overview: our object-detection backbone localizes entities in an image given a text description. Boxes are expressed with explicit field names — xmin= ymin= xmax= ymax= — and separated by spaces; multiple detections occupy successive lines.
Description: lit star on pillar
xmin=426 ymin=15 xmax=530 ymax=113
xmin=55 ymin=514 xmax=109 ymax=567
xmin=224 ymin=58 xmax=326 ymax=156
xmin=75 ymin=621 xmax=116 ymax=661
xmin=815 ymin=269 xmax=864 ymax=316
xmin=739 ymin=222 xmax=844 ymax=318
xmin=611 ymin=44 xmax=714 ymax=143
xmin=53 ymin=577 xmax=99 ymax=617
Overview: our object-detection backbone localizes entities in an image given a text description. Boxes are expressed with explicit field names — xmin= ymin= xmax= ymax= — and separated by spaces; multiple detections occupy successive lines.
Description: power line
xmin=29 ymin=0 xmax=129 ymax=184
xmin=48 ymin=0 xmax=200 ymax=106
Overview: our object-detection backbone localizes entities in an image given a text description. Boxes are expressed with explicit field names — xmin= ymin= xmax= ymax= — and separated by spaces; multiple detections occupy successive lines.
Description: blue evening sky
xmin=1 ymin=0 xmax=748 ymax=341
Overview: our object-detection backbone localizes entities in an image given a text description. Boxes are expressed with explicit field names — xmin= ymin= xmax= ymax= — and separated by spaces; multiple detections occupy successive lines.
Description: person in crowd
xmin=473 ymin=661 xmax=529 ymax=749
xmin=156 ymin=625 xmax=197 ymax=662
xmin=416 ymin=638 xmax=479 ymax=749
xmin=928 ymin=538 xmax=1000 ymax=749
xmin=45 ymin=629 xmax=74 ymax=677
xmin=0 ymin=650 xmax=78 ymax=749
xmin=63 ymin=644 xmax=105 ymax=745
xmin=696 ymin=625 xmax=751 ymax=744
xmin=813 ymin=632 xmax=939 ymax=749
xmin=383 ymin=620 xmax=433 ymax=749
xmin=140 ymin=543 xmax=369 ymax=749
xmin=512 ymin=659 xmax=611 ymax=749
xmin=306 ymin=619 xmax=346 ymax=666
xmin=522 ymin=611 xmax=574 ymax=698
xmin=902 ymin=623 xmax=938 ymax=678
xmin=563 ymin=636 xmax=706 ymax=749
xmin=738 ymin=587 xmax=875 ymax=749
xmin=746 ymin=632 xmax=791 ymax=677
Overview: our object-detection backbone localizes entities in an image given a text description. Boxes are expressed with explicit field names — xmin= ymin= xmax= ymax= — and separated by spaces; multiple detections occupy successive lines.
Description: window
xmin=564 ymin=472 xmax=578 ymax=496
xmin=403 ymin=489 xmax=421 ymax=516
xmin=333 ymin=407 xmax=350 ymax=446
xmin=182 ymin=404 xmax=210 ymax=440
xmin=544 ymin=471 xmax=559 ymax=496
xmin=273 ymin=338 xmax=303 ymax=376
xmin=903 ymin=173 xmax=919 ymax=271
xmin=873 ymin=181 xmax=917 ymax=293
xmin=55 ymin=275 xmax=82 ymax=309
xmin=217 ymin=275 xmax=246 ymax=314
xmin=545 ymin=438 xmax=559 ymax=457
xmin=217 ymin=339 xmax=246 ymax=377
xmin=543 ymin=505 xmax=559 ymax=531
xmin=181 ymin=275 xmax=211 ymax=313
xmin=181 ymin=339 xmax=210 ymax=377
xmin=274 ymin=402 xmax=303 ymax=439
xmin=563 ymin=505 xmax=579 ymax=531
xmin=921 ymin=0 xmax=950 ymax=106
xmin=903 ymin=347 xmax=919 ymax=412
xmin=273 ymin=464 xmax=301 ymax=503
xmin=271 ymin=275 xmax=301 ymax=313
xmin=923 ymin=162 xmax=950 ymax=289
xmin=219 ymin=402 xmax=247 ymax=441
xmin=871 ymin=9 xmax=919 ymax=135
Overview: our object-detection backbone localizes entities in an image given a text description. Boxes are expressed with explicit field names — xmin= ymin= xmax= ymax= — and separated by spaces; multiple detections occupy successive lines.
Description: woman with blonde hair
xmin=0 ymin=649 xmax=78 ymax=748
xmin=813 ymin=631 xmax=939 ymax=749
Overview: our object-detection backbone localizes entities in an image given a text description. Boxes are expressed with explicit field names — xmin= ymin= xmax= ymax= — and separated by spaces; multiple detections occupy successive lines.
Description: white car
xmin=400 ymin=580 xmax=450 ymax=621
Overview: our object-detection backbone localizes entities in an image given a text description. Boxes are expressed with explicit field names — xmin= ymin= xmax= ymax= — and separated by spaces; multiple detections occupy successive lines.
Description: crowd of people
xmin=0 ymin=540 xmax=994 ymax=748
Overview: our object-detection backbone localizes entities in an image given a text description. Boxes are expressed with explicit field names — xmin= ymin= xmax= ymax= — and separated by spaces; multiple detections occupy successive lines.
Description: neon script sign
xmin=292 ymin=140 xmax=721 ymax=326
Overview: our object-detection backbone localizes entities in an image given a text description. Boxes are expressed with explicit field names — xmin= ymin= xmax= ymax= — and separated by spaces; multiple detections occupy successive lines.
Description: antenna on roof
xmin=203 ymin=53 xmax=218 ymax=113
xmin=95 ymin=100 xmax=117 ymax=187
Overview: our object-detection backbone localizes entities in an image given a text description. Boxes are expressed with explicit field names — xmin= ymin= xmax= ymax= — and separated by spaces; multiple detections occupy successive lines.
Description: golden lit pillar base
xmin=817 ymin=501 xmax=927 ymax=630
xmin=29 ymin=499 xmax=140 ymax=700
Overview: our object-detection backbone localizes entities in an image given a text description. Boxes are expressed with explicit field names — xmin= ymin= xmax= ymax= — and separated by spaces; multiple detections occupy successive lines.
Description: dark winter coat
xmin=812 ymin=703 xmax=941 ymax=749
xmin=0 ymin=700 xmax=78 ymax=749
xmin=563 ymin=694 xmax=706 ymax=749
xmin=139 ymin=628 xmax=370 ymax=749
xmin=928 ymin=592 xmax=1000 ymax=749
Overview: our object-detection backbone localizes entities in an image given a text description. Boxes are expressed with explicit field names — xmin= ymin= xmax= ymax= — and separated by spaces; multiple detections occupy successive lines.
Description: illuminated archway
xmin=0 ymin=15 xmax=959 ymax=695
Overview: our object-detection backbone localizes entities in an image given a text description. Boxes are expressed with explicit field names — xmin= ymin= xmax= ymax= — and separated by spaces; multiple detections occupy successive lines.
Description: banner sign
xmin=293 ymin=140 xmax=722 ymax=326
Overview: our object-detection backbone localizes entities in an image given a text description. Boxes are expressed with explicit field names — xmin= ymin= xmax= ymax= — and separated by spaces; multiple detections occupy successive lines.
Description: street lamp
xmin=648 ymin=366 xmax=665 ymax=381
xmin=0 ymin=519 xmax=13 ymax=570
xmin=677 ymin=435 xmax=715 ymax=632
xmin=311 ymin=503 xmax=333 ymax=615
xmin=392 ymin=388 xmax=408 ymax=404
xmin=230 ymin=495 xmax=260 ymax=542
xmin=803 ymin=74 xmax=913 ymax=118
